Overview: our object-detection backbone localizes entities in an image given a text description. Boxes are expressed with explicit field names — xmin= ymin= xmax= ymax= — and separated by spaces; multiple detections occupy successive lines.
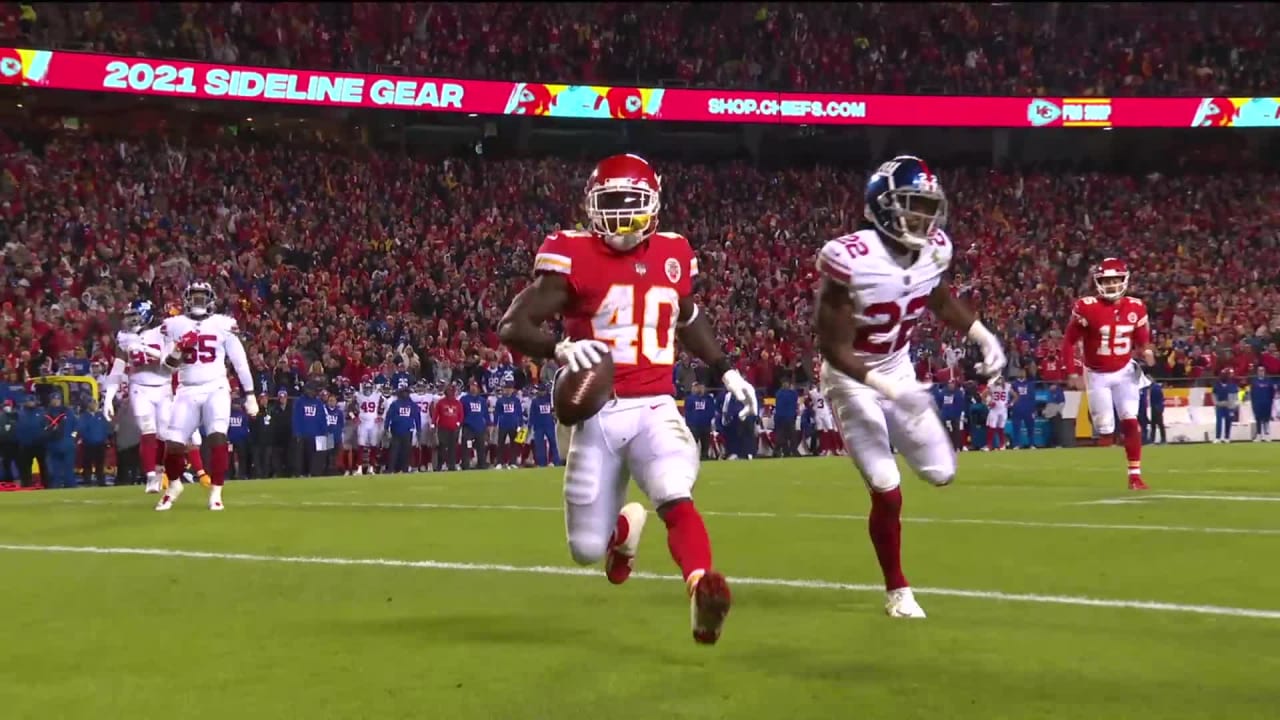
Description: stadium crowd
xmin=5 ymin=2 xmax=1280 ymax=96
xmin=3 ymin=128 xmax=1280 ymax=398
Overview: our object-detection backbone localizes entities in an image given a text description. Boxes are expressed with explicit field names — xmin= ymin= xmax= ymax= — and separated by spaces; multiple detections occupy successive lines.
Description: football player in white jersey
xmin=982 ymin=377 xmax=1013 ymax=451
xmin=807 ymin=385 xmax=839 ymax=455
xmin=814 ymin=156 xmax=1006 ymax=619
xmin=377 ymin=383 xmax=394 ymax=471
xmin=340 ymin=387 xmax=360 ymax=475
xmin=154 ymin=281 xmax=258 ymax=511
xmin=102 ymin=300 xmax=175 ymax=493
xmin=409 ymin=379 xmax=437 ymax=472
xmin=353 ymin=378 xmax=383 ymax=474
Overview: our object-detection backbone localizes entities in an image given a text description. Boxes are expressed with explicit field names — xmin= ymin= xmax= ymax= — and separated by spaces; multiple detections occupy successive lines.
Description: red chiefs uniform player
xmin=1063 ymin=258 xmax=1155 ymax=490
xmin=499 ymin=154 xmax=759 ymax=645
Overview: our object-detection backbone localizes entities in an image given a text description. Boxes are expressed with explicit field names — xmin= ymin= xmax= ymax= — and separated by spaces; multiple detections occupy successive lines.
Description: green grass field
xmin=2 ymin=444 xmax=1279 ymax=720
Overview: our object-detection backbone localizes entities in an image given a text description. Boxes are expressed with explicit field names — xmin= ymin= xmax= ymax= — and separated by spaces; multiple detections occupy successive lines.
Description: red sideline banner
xmin=4 ymin=47 xmax=1280 ymax=128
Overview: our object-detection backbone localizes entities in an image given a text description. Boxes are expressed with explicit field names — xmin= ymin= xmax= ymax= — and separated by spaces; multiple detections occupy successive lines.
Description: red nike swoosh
xmin=650 ymin=404 xmax=662 ymax=410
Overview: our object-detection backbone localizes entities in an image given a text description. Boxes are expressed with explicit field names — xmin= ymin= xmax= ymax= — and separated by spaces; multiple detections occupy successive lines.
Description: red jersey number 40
xmin=592 ymin=284 xmax=680 ymax=366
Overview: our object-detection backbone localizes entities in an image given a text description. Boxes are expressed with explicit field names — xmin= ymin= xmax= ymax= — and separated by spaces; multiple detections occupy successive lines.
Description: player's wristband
xmin=967 ymin=320 xmax=998 ymax=347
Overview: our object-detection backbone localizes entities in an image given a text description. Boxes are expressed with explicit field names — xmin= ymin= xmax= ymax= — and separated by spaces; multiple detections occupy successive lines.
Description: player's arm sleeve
xmin=1133 ymin=306 xmax=1151 ymax=348
xmin=532 ymin=237 xmax=572 ymax=276
xmin=676 ymin=246 xmax=702 ymax=326
xmin=815 ymin=241 xmax=854 ymax=286
xmin=103 ymin=358 xmax=127 ymax=385
xmin=1062 ymin=304 xmax=1084 ymax=372
xmin=224 ymin=332 xmax=255 ymax=394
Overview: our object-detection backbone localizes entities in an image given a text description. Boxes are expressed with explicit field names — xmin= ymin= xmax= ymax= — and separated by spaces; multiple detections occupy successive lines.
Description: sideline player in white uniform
xmin=340 ymin=388 xmax=359 ymax=475
xmin=102 ymin=300 xmax=173 ymax=493
xmin=983 ymin=377 xmax=1012 ymax=451
xmin=353 ymin=378 xmax=383 ymax=475
xmin=814 ymin=155 xmax=1006 ymax=619
xmin=808 ymin=385 xmax=838 ymax=455
xmin=410 ymin=379 xmax=437 ymax=472
xmin=154 ymin=282 xmax=258 ymax=511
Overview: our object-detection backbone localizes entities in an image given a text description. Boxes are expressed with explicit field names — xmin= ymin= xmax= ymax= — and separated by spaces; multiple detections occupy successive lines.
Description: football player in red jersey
xmin=499 ymin=154 xmax=757 ymax=645
xmin=1063 ymin=258 xmax=1155 ymax=490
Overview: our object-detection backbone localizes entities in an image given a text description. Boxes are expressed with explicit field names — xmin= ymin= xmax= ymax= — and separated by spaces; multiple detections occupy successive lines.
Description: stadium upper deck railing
xmin=4 ymin=46 xmax=1279 ymax=128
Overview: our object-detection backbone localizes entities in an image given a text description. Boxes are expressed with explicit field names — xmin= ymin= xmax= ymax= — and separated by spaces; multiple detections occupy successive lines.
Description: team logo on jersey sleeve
xmin=664 ymin=258 xmax=682 ymax=283
xmin=1127 ymin=312 xmax=1138 ymax=323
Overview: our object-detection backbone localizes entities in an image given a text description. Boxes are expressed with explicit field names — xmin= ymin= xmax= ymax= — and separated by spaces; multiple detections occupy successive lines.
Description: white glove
xmin=722 ymin=369 xmax=759 ymax=419
xmin=554 ymin=339 xmax=611 ymax=374
xmin=968 ymin=321 xmax=1007 ymax=377
xmin=102 ymin=386 xmax=116 ymax=421
xmin=243 ymin=394 xmax=260 ymax=417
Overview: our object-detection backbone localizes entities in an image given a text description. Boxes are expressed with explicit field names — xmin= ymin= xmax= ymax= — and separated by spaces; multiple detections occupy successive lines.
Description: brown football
xmin=553 ymin=353 xmax=615 ymax=426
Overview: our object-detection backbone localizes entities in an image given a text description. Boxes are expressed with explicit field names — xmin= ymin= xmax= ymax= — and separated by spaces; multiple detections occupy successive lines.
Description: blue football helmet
xmin=864 ymin=155 xmax=947 ymax=250
xmin=122 ymin=299 xmax=155 ymax=333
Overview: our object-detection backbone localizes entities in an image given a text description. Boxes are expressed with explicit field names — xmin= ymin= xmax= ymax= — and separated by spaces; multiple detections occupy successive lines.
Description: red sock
xmin=998 ymin=429 xmax=1007 ymax=448
xmin=1121 ymin=418 xmax=1142 ymax=476
xmin=210 ymin=443 xmax=229 ymax=486
xmin=610 ymin=513 xmax=630 ymax=548
xmin=868 ymin=487 xmax=908 ymax=591
xmin=662 ymin=499 xmax=713 ymax=581
xmin=186 ymin=447 xmax=205 ymax=474
xmin=987 ymin=429 xmax=997 ymax=449
xmin=140 ymin=434 xmax=158 ymax=474
xmin=163 ymin=449 xmax=186 ymax=486
xmin=423 ymin=448 xmax=432 ymax=467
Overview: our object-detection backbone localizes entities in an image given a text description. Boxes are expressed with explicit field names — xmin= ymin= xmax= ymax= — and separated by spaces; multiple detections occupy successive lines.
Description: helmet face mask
xmin=122 ymin=308 xmax=144 ymax=333
xmin=585 ymin=154 xmax=660 ymax=252
xmin=865 ymin=156 xmax=947 ymax=251
xmin=184 ymin=283 xmax=215 ymax=318
xmin=1093 ymin=258 xmax=1130 ymax=301
xmin=123 ymin=300 xmax=154 ymax=333
xmin=1095 ymin=273 xmax=1129 ymax=300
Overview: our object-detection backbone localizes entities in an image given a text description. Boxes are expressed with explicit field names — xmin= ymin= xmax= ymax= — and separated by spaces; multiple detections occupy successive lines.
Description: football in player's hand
xmin=553 ymin=354 xmax=614 ymax=426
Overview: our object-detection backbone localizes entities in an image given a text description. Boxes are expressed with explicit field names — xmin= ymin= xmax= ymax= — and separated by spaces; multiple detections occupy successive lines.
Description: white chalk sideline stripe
xmin=0 ymin=543 xmax=1277 ymax=620
xmin=47 ymin=498 xmax=1280 ymax=537
xmin=285 ymin=501 xmax=1280 ymax=536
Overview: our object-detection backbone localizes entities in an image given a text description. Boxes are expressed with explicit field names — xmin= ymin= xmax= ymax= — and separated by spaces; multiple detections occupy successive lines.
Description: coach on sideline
xmin=383 ymin=385 xmax=421 ymax=473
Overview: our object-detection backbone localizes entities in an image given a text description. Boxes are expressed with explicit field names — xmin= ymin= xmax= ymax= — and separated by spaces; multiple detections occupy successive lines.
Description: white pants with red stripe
xmin=1085 ymin=363 xmax=1142 ymax=435
xmin=821 ymin=361 xmax=955 ymax=493
xmin=562 ymin=395 xmax=698 ymax=565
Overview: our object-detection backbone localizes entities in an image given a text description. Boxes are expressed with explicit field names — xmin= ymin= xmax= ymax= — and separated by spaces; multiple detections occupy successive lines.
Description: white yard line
xmin=1075 ymin=494 xmax=1280 ymax=506
xmin=41 ymin=498 xmax=1280 ymax=537
xmin=0 ymin=542 xmax=1276 ymax=620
